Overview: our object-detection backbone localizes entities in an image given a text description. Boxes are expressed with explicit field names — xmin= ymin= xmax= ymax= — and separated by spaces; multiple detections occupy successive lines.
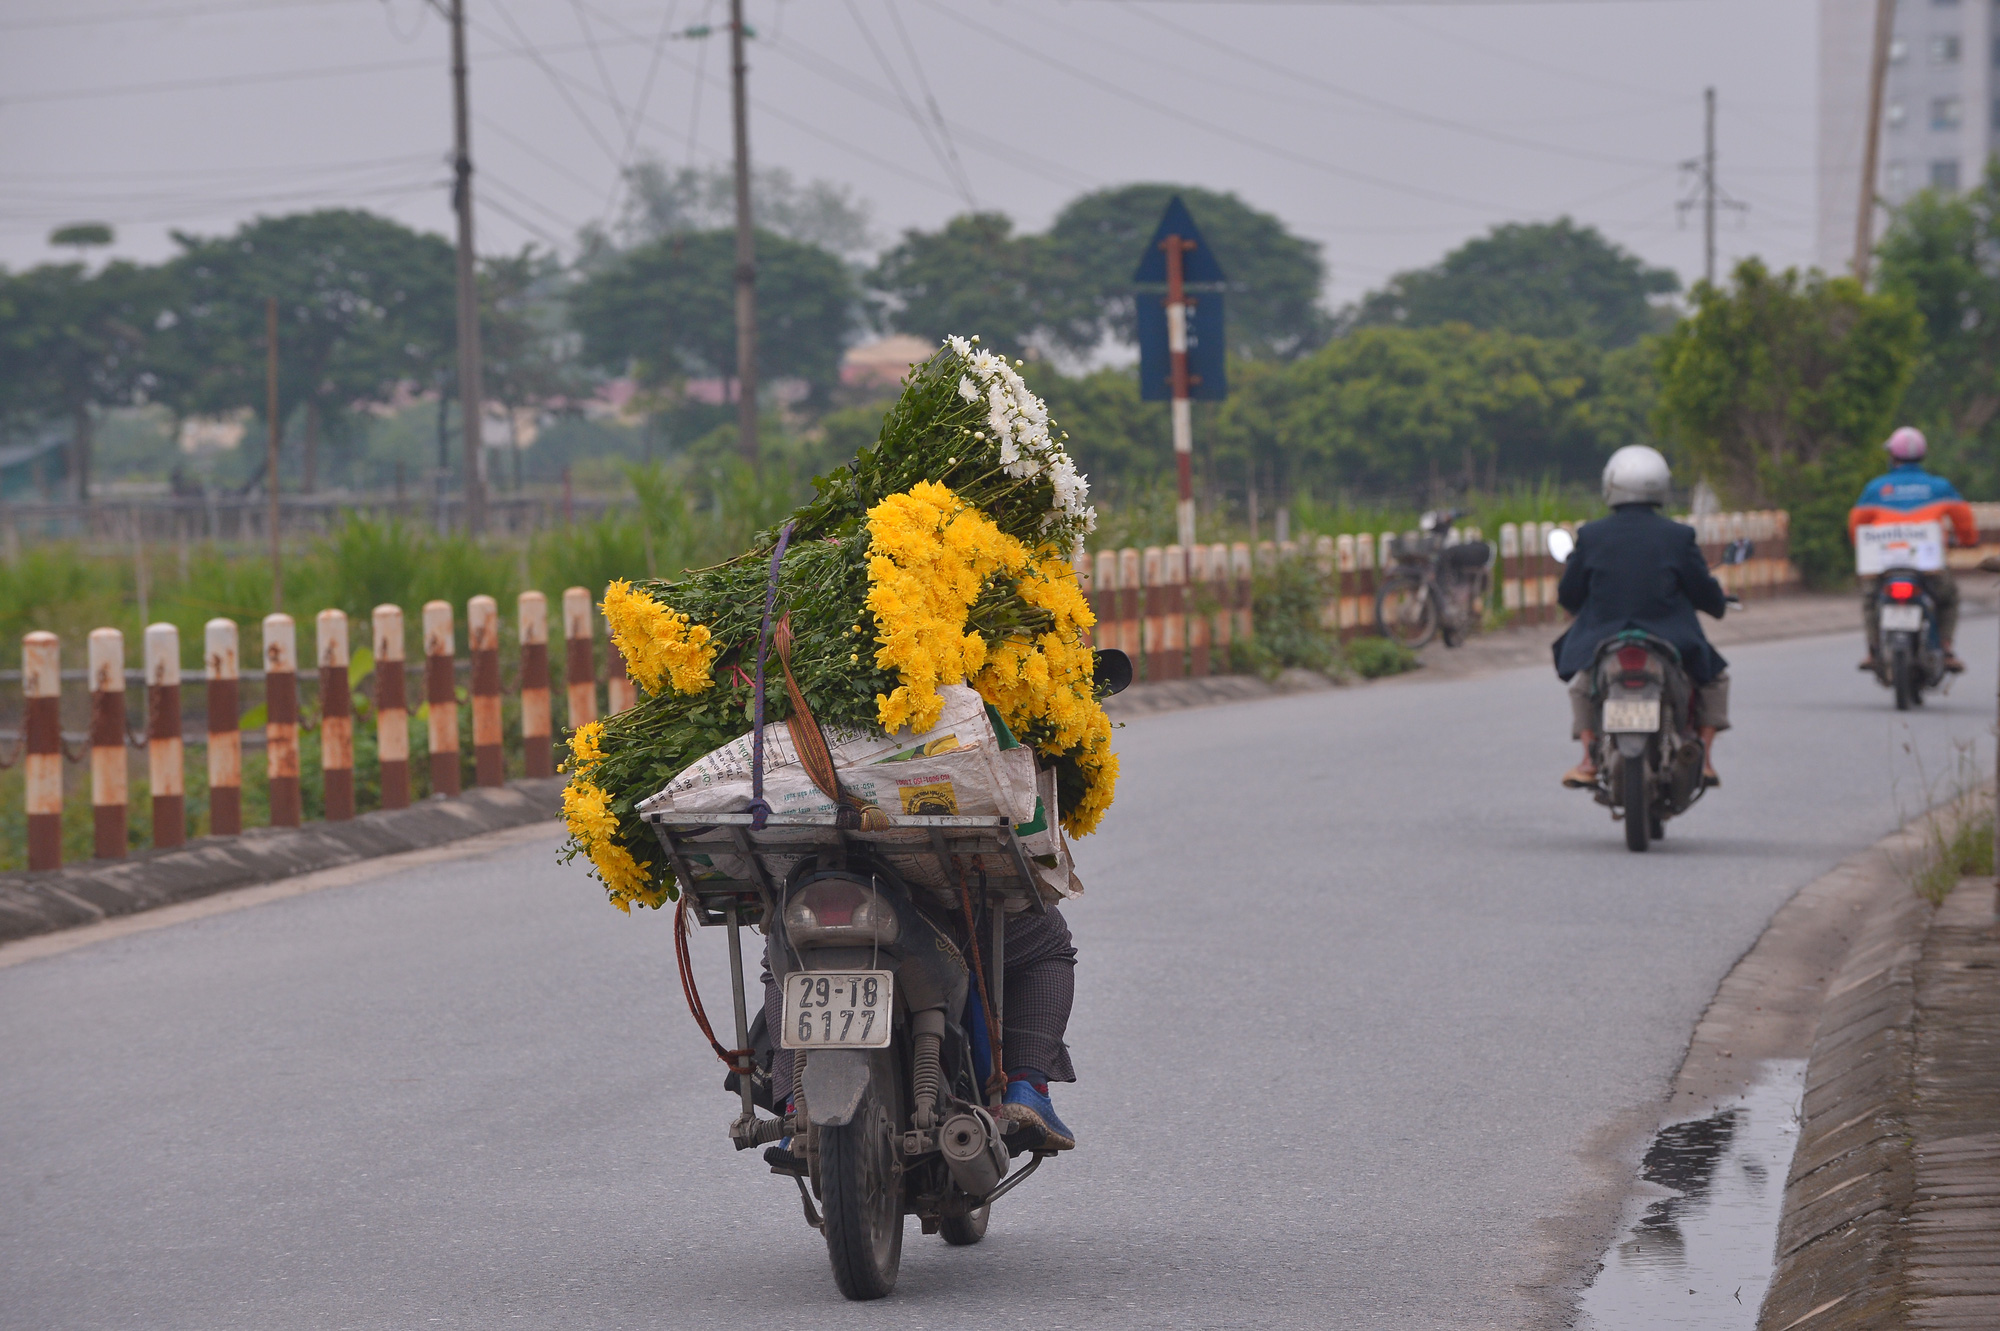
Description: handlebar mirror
xmin=1545 ymin=528 xmax=1575 ymax=564
xmin=1092 ymin=648 xmax=1133 ymax=696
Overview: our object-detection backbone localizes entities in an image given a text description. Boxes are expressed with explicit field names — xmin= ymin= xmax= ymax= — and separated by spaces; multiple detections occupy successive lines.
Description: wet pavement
xmin=1577 ymin=1059 xmax=1806 ymax=1329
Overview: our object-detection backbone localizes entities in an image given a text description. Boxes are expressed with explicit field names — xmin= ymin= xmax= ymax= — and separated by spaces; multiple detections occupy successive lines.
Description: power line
xmin=0 ymin=0 xmax=366 ymax=32
xmin=481 ymin=0 xmax=624 ymax=168
xmin=841 ymin=0 xmax=974 ymax=206
xmin=566 ymin=0 xmax=632 ymax=143
xmin=1111 ymin=1 xmax=1673 ymax=171
xmin=916 ymin=0 xmax=1511 ymax=214
xmin=882 ymin=0 xmax=976 ymax=208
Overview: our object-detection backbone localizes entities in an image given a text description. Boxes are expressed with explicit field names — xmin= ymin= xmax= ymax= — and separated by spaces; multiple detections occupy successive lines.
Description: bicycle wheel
xmin=1375 ymin=570 xmax=1439 ymax=649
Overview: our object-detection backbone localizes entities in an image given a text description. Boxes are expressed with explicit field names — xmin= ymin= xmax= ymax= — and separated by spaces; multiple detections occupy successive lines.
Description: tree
xmin=1343 ymin=218 xmax=1679 ymax=349
xmin=1045 ymin=184 xmax=1331 ymax=360
xmin=568 ymin=227 xmax=856 ymax=397
xmin=868 ymin=213 xmax=1064 ymax=360
xmin=479 ymin=246 xmax=588 ymax=489
xmin=0 ymin=259 xmax=172 ymax=501
xmin=1876 ymin=162 xmax=2000 ymax=500
xmin=158 ymin=210 xmax=456 ymax=492
xmin=585 ymin=159 xmax=876 ymax=262
xmin=1214 ymin=325 xmax=1647 ymax=502
xmin=1653 ymin=258 xmax=1923 ymax=582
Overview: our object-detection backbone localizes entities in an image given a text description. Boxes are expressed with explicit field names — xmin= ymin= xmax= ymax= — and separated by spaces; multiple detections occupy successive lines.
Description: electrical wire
xmin=567 ymin=0 xmax=633 ymax=143
xmin=481 ymin=0 xmax=625 ymax=168
xmin=1110 ymin=1 xmax=1673 ymax=171
xmin=915 ymin=0 xmax=1509 ymax=214
xmin=0 ymin=0 xmax=366 ymax=31
xmin=841 ymin=0 xmax=973 ymax=206
xmin=884 ymin=0 xmax=975 ymax=208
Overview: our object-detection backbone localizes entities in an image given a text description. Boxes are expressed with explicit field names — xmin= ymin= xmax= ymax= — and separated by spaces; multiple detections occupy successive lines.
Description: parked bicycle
xmin=1374 ymin=509 xmax=1495 ymax=649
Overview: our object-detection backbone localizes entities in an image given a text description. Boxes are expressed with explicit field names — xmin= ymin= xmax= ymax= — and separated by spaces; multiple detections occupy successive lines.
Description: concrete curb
xmin=0 ymin=777 xmax=566 ymax=945
xmin=1756 ymin=798 xmax=1996 ymax=1330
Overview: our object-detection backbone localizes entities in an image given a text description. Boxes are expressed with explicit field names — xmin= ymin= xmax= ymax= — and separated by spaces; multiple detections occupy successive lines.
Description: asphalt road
xmin=4 ymin=614 xmax=1996 ymax=1331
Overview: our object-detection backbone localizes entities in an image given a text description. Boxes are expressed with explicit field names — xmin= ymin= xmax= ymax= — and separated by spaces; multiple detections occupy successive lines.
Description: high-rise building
xmin=1818 ymin=0 xmax=1993 ymax=273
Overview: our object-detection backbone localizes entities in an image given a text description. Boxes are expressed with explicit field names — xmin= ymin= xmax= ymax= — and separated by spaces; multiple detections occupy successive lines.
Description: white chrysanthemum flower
xmin=957 ymin=376 xmax=979 ymax=402
xmin=968 ymin=349 xmax=1003 ymax=378
xmin=947 ymin=335 xmax=971 ymax=358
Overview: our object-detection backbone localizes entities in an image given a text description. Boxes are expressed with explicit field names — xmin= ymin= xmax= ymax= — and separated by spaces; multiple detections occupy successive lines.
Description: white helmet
xmin=1886 ymin=426 xmax=1927 ymax=462
xmin=1602 ymin=445 xmax=1672 ymax=507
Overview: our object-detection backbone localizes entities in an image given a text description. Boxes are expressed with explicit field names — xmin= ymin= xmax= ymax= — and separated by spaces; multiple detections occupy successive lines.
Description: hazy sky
xmin=0 ymin=0 xmax=1818 ymax=310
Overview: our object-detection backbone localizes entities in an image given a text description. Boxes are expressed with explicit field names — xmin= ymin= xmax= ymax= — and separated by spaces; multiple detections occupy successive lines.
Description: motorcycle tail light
xmin=784 ymin=877 xmax=900 ymax=947
xmin=1886 ymin=580 xmax=1918 ymax=602
xmin=1616 ymin=646 xmax=1650 ymax=672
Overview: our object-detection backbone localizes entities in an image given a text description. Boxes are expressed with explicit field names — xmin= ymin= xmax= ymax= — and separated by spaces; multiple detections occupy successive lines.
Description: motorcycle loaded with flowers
xmin=558 ymin=337 xmax=1123 ymax=1299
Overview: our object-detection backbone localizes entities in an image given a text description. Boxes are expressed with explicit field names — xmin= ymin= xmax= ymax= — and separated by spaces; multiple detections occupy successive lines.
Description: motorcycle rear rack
xmin=642 ymin=809 xmax=1049 ymax=928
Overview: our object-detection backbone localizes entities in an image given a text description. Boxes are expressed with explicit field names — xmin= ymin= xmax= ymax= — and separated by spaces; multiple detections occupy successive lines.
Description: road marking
xmin=0 ymin=820 xmax=565 ymax=970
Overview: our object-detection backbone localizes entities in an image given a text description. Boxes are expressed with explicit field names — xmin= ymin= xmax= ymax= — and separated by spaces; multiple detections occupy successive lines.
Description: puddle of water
xmin=1575 ymin=1058 xmax=1805 ymax=1330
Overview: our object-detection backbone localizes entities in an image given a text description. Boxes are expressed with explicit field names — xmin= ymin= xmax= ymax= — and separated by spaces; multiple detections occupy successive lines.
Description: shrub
xmin=1344 ymin=637 xmax=1420 ymax=678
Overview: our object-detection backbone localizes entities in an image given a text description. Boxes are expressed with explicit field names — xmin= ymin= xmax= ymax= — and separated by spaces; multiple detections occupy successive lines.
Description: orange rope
xmin=675 ymin=895 xmax=753 ymax=1074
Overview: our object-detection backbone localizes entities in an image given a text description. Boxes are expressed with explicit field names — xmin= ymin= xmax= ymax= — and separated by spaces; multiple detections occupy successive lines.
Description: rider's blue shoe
xmin=998 ymin=1078 xmax=1076 ymax=1151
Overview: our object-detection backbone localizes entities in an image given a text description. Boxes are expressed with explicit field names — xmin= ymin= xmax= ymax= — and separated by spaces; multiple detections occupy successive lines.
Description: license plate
xmin=781 ymin=971 xmax=894 ymax=1050
xmin=1880 ymin=605 xmax=1924 ymax=632
xmin=1603 ymin=699 xmax=1660 ymax=733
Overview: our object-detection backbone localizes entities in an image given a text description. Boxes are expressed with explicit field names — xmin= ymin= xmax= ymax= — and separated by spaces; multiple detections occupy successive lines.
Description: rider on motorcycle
xmin=1555 ymin=445 xmax=1731 ymax=790
xmin=1849 ymin=426 xmax=1979 ymax=674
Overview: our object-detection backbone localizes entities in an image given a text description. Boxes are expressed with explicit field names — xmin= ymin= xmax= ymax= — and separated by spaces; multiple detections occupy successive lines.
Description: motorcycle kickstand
xmin=790 ymin=1173 xmax=823 ymax=1232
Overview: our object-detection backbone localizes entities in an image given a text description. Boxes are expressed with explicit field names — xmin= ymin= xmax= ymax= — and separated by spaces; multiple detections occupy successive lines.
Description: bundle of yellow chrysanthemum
xmin=558 ymin=336 xmax=1116 ymax=911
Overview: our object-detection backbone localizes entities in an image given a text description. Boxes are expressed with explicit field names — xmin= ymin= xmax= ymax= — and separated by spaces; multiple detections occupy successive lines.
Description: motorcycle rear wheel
xmin=1623 ymin=760 xmax=1650 ymax=853
xmin=938 ymin=1204 xmax=990 ymax=1246
xmin=1376 ymin=571 xmax=1438 ymax=649
xmin=1891 ymin=641 xmax=1916 ymax=712
xmin=819 ymin=1057 xmax=905 ymax=1300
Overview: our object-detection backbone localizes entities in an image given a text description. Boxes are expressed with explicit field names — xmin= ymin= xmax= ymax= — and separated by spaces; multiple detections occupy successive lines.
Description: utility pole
xmin=1855 ymin=0 xmax=1896 ymax=283
xmin=1678 ymin=87 xmax=1744 ymax=287
xmin=266 ymin=296 xmax=284 ymax=611
xmin=448 ymin=0 xmax=486 ymax=533
xmin=1702 ymin=87 xmax=1717 ymax=286
xmin=729 ymin=0 xmax=759 ymax=466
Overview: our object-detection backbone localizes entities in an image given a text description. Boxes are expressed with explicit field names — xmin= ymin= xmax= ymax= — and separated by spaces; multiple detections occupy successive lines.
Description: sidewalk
xmin=1760 ymin=871 xmax=2000 ymax=1330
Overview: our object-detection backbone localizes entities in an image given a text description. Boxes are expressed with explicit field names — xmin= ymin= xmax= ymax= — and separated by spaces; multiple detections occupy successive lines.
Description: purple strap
xmin=746 ymin=521 xmax=796 ymax=831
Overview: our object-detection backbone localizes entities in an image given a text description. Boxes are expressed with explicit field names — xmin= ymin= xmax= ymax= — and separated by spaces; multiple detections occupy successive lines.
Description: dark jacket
xmin=1552 ymin=504 xmax=1729 ymax=684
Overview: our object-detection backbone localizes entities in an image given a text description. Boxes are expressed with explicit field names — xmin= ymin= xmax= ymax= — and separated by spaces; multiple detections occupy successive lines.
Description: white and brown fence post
xmin=206 ymin=618 xmax=241 ymax=836
xmin=1089 ymin=551 xmax=1116 ymax=653
xmin=519 ymin=590 xmax=552 ymax=778
xmin=1209 ymin=543 xmax=1234 ymax=662
xmin=23 ymin=631 xmax=63 ymax=870
xmin=423 ymin=600 xmax=460 ymax=797
xmin=317 ymin=609 xmax=353 ymax=821
xmin=563 ymin=587 xmax=596 ymax=731
xmin=606 ymin=584 xmax=636 ymax=716
xmin=264 ymin=613 xmax=301 ymax=827
xmin=1117 ymin=548 xmax=1141 ymax=659
xmin=1189 ymin=544 xmax=1212 ymax=677
xmin=145 ymin=623 xmax=184 ymax=848
xmin=373 ymin=605 xmax=410 ymax=810
xmin=1161 ymin=545 xmax=1188 ymax=680
xmin=469 ymin=595 xmax=504 ymax=788
xmin=89 ymin=627 xmax=127 ymax=859
xmin=1232 ymin=543 xmax=1254 ymax=643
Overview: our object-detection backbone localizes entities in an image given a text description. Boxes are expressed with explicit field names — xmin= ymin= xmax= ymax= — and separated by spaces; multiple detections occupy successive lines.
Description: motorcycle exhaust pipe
xmin=940 ymin=1107 xmax=1010 ymax=1198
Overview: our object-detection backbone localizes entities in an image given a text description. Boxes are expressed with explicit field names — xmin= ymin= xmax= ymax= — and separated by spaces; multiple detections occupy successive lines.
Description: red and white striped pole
xmin=468 ymin=594 xmax=503 ymax=787
xmin=23 ymin=631 xmax=63 ymax=871
xmin=518 ymin=591 xmax=552 ymax=778
xmin=372 ymin=605 xmax=410 ymax=809
xmin=89 ymin=628 xmax=127 ymax=859
xmin=263 ymin=613 xmax=301 ymax=827
xmin=562 ymin=587 xmax=596 ymax=731
xmin=1163 ymin=230 xmax=1198 ymax=556
xmin=206 ymin=618 xmax=241 ymax=836
xmin=145 ymin=623 xmax=184 ymax=848
xmin=317 ymin=609 xmax=353 ymax=821
xmin=423 ymin=600 xmax=460 ymax=797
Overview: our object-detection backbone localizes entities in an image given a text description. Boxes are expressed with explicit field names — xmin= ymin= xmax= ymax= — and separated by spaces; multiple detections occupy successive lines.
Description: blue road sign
xmin=1137 ymin=293 xmax=1227 ymax=401
xmin=1131 ymin=195 xmax=1227 ymax=285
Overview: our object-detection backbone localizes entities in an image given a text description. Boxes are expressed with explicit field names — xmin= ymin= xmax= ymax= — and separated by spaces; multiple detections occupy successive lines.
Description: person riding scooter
xmin=1554 ymin=446 xmax=1731 ymax=789
xmin=1849 ymin=426 xmax=1979 ymax=674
